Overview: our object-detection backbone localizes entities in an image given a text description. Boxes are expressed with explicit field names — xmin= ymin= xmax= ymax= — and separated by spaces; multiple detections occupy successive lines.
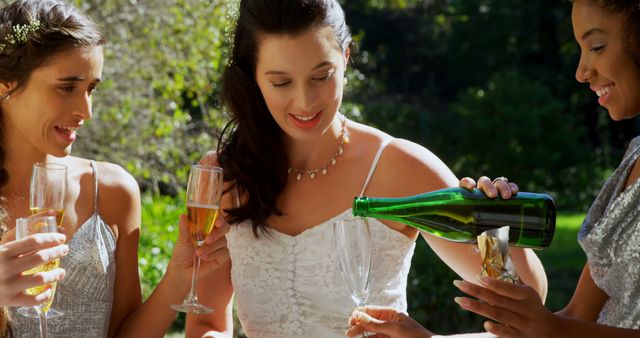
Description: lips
xmin=594 ymin=85 xmax=613 ymax=98
xmin=54 ymin=124 xmax=81 ymax=143
xmin=289 ymin=111 xmax=322 ymax=129
xmin=590 ymin=83 xmax=615 ymax=107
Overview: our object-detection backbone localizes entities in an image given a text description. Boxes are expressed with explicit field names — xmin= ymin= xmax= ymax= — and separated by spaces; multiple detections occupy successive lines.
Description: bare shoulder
xmin=349 ymin=121 xmax=458 ymax=196
xmin=93 ymin=161 xmax=141 ymax=233
xmin=94 ymin=161 xmax=139 ymax=196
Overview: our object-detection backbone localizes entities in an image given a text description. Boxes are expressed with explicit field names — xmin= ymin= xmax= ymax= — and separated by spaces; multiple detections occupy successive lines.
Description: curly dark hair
xmin=217 ymin=0 xmax=353 ymax=236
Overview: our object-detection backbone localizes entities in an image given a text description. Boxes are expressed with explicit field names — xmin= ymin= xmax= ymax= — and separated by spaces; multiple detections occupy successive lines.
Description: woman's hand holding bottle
xmin=459 ymin=176 xmax=519 ymax=199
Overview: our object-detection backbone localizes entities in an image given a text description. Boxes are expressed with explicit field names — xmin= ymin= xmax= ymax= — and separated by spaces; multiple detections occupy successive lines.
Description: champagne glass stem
xmin=38 ymin=308 xmax=48 ymax=338
xmin=185 ymin=248 xmax=201 ymax=303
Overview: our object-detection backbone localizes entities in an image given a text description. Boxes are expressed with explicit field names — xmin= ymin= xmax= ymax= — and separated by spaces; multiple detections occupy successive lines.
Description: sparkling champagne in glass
xmin=171 ymin=165 xmax=223 ymax=314
xmin=30 ymin=162 xmax=67 ymax=225
xmin=16 ymin=216 xmax=60 ymax=338
xmin=21 ymin=162 xmax=67 ymax=319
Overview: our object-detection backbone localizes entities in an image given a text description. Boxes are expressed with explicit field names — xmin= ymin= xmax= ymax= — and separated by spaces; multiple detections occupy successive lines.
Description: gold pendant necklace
xmin=288 ymin=117 xmax=349 ymax=181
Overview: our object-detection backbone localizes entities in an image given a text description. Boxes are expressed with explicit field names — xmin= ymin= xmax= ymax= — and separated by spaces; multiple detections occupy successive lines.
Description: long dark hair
xmin=0 ymin=1 xmax=104 ymax=335
xmin=585 ymin=0 xmax=640 ymax=68
xmin=217 ymin=0 xmax=353 ymax=236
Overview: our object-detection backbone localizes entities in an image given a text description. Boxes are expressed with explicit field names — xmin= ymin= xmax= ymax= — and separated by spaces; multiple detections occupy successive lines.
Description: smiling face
xmin=255 ymin=26 xmax=348 ymax=141
xmin=1 ymin=46 xmax=103 ymax=157
xmin=572 ymin=0 xmax=640 ymax=120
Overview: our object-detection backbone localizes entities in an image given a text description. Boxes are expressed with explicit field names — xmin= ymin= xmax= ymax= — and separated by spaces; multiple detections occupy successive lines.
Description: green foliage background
xmin=72 ymin=0 xmax=231 ymax=194
xmin=53 ymin=0 xmax=636 ymax=335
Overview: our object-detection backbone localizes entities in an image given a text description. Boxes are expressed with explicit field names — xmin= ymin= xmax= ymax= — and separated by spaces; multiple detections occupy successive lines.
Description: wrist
xmin=551 ymin=314 xmax=570 ymax=338
xmin=162 ymin=263 xmax=191 ymax=295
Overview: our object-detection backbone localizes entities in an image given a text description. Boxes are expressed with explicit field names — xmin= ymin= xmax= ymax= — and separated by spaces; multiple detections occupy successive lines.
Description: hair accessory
xmin=0 ymin=19 xmax=42 ymax=53
xmin=288 ymin=116 xmax=349 ymax=181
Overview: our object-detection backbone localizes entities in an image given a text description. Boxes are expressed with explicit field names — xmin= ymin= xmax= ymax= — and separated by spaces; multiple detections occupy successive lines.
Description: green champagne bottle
xmin=352 ymin=187 xmax=555 ymax=249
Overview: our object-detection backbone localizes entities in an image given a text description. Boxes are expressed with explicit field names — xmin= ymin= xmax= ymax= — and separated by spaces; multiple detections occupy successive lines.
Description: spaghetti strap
xmin=90 ymin=160 xmax=99 ymax=212
xmin=359 ymin=138 xmax=393 ymax=197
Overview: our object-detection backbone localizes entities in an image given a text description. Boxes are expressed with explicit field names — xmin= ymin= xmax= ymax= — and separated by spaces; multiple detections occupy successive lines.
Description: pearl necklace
xmin=288 ymin=117 xmax=349 ymax=181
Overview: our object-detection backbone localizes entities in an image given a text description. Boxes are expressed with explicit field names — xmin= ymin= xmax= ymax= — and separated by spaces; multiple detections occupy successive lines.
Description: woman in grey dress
xmin=348 ymin=0 xmax=640 ymax=337
xmin=0 ymin=1 xmax=230 ymax=337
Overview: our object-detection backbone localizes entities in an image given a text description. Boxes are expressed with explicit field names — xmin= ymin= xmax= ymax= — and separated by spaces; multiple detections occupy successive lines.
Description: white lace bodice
xmin=227 ymin=209 xmax=416 ymax=338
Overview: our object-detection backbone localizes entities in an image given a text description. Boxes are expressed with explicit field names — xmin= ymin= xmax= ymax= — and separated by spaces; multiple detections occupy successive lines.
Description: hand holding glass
xmin=16 ymin=216 xmax=60 ymax=338
xmin=171 ymin=165 xmax=224 ymax=314
xmin=22 ymin=162 xmax=67 ymax=319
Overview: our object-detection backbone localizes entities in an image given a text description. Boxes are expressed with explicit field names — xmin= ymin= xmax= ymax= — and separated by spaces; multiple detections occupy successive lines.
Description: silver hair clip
xmin=0 ymin=19 xmax=42 ymax=53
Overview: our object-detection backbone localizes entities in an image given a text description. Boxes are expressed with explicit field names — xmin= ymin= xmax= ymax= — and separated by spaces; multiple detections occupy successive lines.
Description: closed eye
xmin=313 ymin=71 xmax=335 ymax=81
xmin=589 ymin=45 xmax=605 ymax=53
xmin=272 ymin=81 xmax=291 ymax=88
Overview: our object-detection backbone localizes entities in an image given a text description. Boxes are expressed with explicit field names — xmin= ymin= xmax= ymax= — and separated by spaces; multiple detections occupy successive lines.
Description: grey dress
xmin=578 ymin=136 xmax=640 ymax=329
xmin=10 ymin=161 xmax=116 ymax=337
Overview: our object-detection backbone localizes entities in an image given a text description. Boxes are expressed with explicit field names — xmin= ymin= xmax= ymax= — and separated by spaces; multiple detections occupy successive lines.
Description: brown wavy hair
xmin=217 ymin=0 xmax=353 ymax=236
xmin=0 ymin=1 xmax=104 ymax=335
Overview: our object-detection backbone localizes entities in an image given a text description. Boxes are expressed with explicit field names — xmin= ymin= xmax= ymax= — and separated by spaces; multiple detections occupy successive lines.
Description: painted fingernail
xmin=453 ymin=280 xmax=470 ymax=292
xmin=454 ymin=297 xmax=470 ymax=308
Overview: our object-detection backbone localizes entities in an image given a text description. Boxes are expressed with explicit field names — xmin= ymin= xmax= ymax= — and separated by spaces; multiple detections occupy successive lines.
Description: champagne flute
xmin=16 ymin=215 xmax=60 ymax=338
xmin=334 ymin=217 xmax=373 ymax=310
xmin=171 ymin=165 xmax=224 ymax=314
xmin=29 ymin=162 xmax=67 ymax=226
xmin=19 ymin=162 xmax=67 ymax=319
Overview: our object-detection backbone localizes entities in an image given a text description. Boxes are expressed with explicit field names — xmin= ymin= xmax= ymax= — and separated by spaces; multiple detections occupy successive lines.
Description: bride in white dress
xmin=186 ymin=1 xmax=548 ymax=337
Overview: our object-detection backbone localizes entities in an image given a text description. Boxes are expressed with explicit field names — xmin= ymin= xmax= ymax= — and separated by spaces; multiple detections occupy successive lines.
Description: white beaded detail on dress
xmin=227 ymin=210 xmax=415 ymax=338
xmin=228 ymin=137 xmax=411 ymax=337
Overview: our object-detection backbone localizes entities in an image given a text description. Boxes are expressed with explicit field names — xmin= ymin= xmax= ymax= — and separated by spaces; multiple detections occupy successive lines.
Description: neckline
xmin=66 ymin=212 xmax=116 ymax=245
xmin=243 ymin=208 xmax=415 ymax=245
xmin=267 ymin=208 xmax=353 ymax=239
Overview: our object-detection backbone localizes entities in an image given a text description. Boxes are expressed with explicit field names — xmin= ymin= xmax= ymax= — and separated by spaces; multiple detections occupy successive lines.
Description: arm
xmin=368 ymin=140 xmax=547 ymax=299
xmin=185 ymin=260 xmax=234 ymax=338
xmin=422 ymin=235 xmax=547 ymax=301
xmin=556 ymin=264 xmax=608 ymax=321
xmin=100 ymin=163 xmax=230 ymax=337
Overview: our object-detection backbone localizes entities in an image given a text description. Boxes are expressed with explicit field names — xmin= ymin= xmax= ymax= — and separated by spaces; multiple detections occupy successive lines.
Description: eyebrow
xmin=581 ymin=27 xmax=607 ymax=41
xmin=56 ymin=76 xmax=101 ymax=83
xmin=264 ymin=61 xmax=335 ymax=75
